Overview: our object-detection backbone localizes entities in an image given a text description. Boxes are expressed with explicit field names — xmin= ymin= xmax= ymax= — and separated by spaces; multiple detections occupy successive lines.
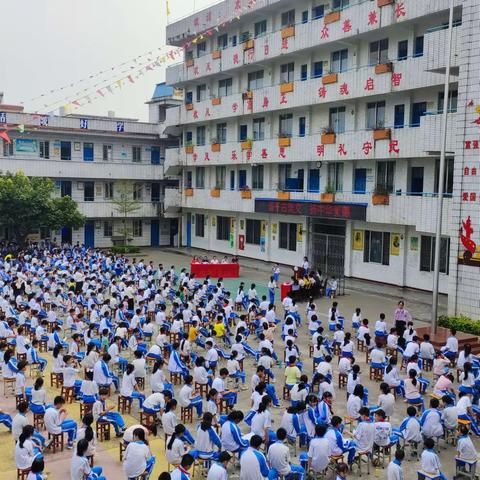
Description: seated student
xmin=457 ymin=391 xmax=480 ymax=436
xmin=258 ymin=348 xmax=275 ymax=382
xmin=178 ymin=374 xmax=203 ymax=419
xmin=459 ymin=362 xmax=477 ymax=395
xmin=227 ymin=350 xmax=246 ymax=387
xmin=346 ymin=365 xmax=362 ymax=399
xmin=221 ymin=411 xmax=249 ymax=453
xmin=394 ymin=406 xmax=422 ymax=445
xmin=123 ymin=428 xmax=156 ymax=480
xmin=44 ymin=395 xmax=77 ymax=449
xmin=190 ymin=412 xmax=222 ymax=460
xmin=420 ymin=437 xmax=447 ymax=480
xmin=132 ymin=349 xmax=147 ymax=380
xmin=170 ymin=453 xmax=194 ymax=480
xmin=119 ymin=364 xmax=145 ymax=409
xmin=340 ymin=333 xmax=355 ymax=359
xmin=352 ymin=407 xmax=375 ymax=455
xmin=71 ymin=438 xmax=106 ymax=480
xmin=166 ymin=424 xmax=190 ymax=466
xmin=420 ymin=398 xmax=443 ymax=440
xmin=370 ymin=343 xmax=387 ymax=369
xmin=441 ymin=395 xmax=458 ymax=432
xmin=387 ymin=449 xmax=405 ymax=480
xmin=301 ymin=424 xmax=330 ymax=473
xmin=317 ymin=391 xmax=334 ymax=425
xmin=346 ymin=385 xmax=364 ymax=421
xmin=386 ymin=328 xmax=399 ymax=351
xmin=325 ymin=416 xmax=357 ymax=464
xmin=267 ymin=427 xmax=304 ymax=478
xmin=15 ymin=425 xmax=43 ymax=472
xmin=404 ymin=369 xmax=424 ymax=410
xmin=249 ymin=397 xmax=275 ymax=446
xmin=161 ymin=399 xmax=195 ymax=445
xmin=419 ymin=334 xmax=436 ymax=363
xmin=239 ymin=435 xmax=270 ymax=480
xmin=457 ymin=344 xmax=474 ymax=372
xmin=212 ymin=368 xmax=237 ymax=408
xmin=93 ymin=354 xmax=119 ymax=392
xmin=351 ymin=308 xmax=362 ymax=330
xmin=373 ymin=409 xmax=395 ymax=451
xmin=76 ymin=413 xmax=97 ymax=459
xmin=26 ymin=338 xmax=47 ymax=372
xmin=377 ymin=383 xmax=395 ymax=419
xmin=374 ymin=314 xmax=388 ymax=338
xmin=27 ymin=457 xmax=47 ymax=480
xmin=80 ymin=371 xmax=99 ymax=405
xmin=15 ymin=361 xmax=28 ymax=403
xmin=433 ymin=352 xmax=451 ymax=379
xmin=333 ymin=324 xmax=345 ymax=347
xmin=457 ymin=424 xmax=478 ymax=464
xmin=168 ymin=342 xmax=189 ymax=378
xmin=357 ymin=319 xmax=370 ymax=342
xmin=290 ymin=378 xmax=309 ymax=407
xmin=12 ymin=402 xmax=45 ymax=448
xmin=284 ymin=356 xmax=301 ymax=389
xmin=30 ymin=377 xmax=51 ymax=415
xmin=151 ymin=360 xmax=170 ymax=394
xmin=206 ymin=451 xmax=231 ymax=480
xmin=440 ymin=328 xmax=458 ymax=361
xmin=93 ymin=387 xmax=126 ymax=437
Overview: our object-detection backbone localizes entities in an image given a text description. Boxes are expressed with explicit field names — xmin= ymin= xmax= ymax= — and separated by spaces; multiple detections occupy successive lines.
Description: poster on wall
xmin=391 ymin=233 xmax=401 ymax=256
xmin=297 ymin=224 xmax=303 ymax=242
xmin=238 ymin=234 xmax=245 ymax=250
xmin=352 ymin=230 xmax=364 ymax=250
xmin=15 ymin=139 xmax=38 ymax=153
xmin=410 ymin=237 xmax=418 ymax=251
xmin=272 ymin=223 xmax=277 ymax=234
xmin=53 ymin=141 xmax=61 ymax=156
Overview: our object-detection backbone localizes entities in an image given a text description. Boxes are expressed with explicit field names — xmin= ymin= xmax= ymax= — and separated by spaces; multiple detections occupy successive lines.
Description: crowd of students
xmin=0 ymin=244 xmax=478 ymax=480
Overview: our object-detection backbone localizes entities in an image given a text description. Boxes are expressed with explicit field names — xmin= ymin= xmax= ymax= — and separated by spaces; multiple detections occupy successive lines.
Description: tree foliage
xmin=0 ymin=172 xmax=85 ymax=244
xmin=112 ymin=181 xmax=141 ymax=248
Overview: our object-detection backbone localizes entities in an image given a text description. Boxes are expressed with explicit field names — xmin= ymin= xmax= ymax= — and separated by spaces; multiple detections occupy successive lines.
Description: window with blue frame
xmin=239 ymin=125 xmax=248 ymax=141
xmin=83 ymin=143 xmax=94 ymax=162
xmin=331 ymin=49 xmax=348 ymax=73
xmin=414 ymin=36 xmax=424 ymax=57
xmin=411 ymin=102 xmax=427 ymax=127
xmin=312 ymin=5 xmax=324 ymax=19
xmin=308 ymin=169 xmax=320 ymax=192
xmin=238 ymin=170 xmax=247 ymax=189
xmin=60 ymin=141 xmax=71 ymax=160
xmin=150 ymin=146 xmax=160 ymax=165
xmin=230 ymin=170 xmax=235 ymax=190
xmin=302 ymin=10 xmax=308 ymax=23
xmin=299 ymin=117 xmax=306 ymax=137
xmin=394 ymin=104 xmax=405 ymax=129
xmin=397 ymin=40 xmax=408 ymax=60
xmin=312 ymin=61 xmax=323 ymax=78
xmin=301 ymin=64 xmax=308 ymax=81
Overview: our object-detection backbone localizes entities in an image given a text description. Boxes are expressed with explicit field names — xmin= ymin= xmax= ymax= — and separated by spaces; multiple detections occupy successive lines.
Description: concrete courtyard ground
xmin=1 ymin=246 xmax=465 ymax=480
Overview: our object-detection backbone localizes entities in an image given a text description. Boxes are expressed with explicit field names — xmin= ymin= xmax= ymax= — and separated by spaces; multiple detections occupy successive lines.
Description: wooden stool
xmin=28 ymin=363 xmax=42 ymax=379
xmin=118 ymin=396 xmax=132 ymax=414
xmin=356 ymin=339 xmax=365 ymax=352
xmin=417 ymin=470 xmax=440 ymax=480
xmin=119 ymin=441 xmax=127 ymax=461
xmin=338 ymin=373 xmax=347 ymax=389
xmin=353 ymin=450 xmax=371 ymax=476
xmin=33 ymin=413 xmax=45 ymax=430
xmin=48 ymin=431 xmax=65 ymax=453
xmin=170 ymin=372 xmax=182 ymax=385
xmin=372 ymin=444 xmax=391 ymax=468
xmin=61 ymin=386 xmax=75 ymax=403
xmin=369 ymin=366 xmax=384 ymax=382
xmin=195 ymin=382 xmax=209 ymax=398
xmin=282 ymin=385 xmax=291 ymax=400
xmin=16 ymin=395 xmax=26 ymax=409
xmin=140 ymin=411 xmax=157 ymax=428
xmin=218 ymin=398 xmax=230 ymax=414
xmin=80 ymin=402 xmax=93 ymax=417
xmin=17 ymin=468 xmax=31 ymax=480
xmin=3 ymin=378 xmax=15 ymax=397
xmin=16 ymin=353 xmax=27 ymax=362
xmin=96 ymin=421 xmax=111 ymax=441
xmin=39 ymin=339 xmax=48 ymax=352
xmin=332 ymin=344 xmax=341 ymax=356
xmin=309 ymin=345 xmax=314 ymax=357
xmin=343 ymin=415 xmax=357 ymax=433
xmin=422 ymin=358 xmax=433 ymax=372
xmin=181 ymin=406 xmax=193 ymax=423
xmin=169 ymin=332 xmax=180 ymax=343
xmin=50 ymin=372 xmax=63 ymax=388
xmin=193 ymin=457 xmax=212 ymax=478
xmin=385 ymin=347 xmax=397 ymax=360
xmin=135 ymin=377 xmax=145 ymax=391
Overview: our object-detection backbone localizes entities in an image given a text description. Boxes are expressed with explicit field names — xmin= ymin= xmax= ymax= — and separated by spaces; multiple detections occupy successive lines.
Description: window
xmin=238 ymin=170 xmax=247 ymax=189
xmin=39 ymin=141 xmax=50 ymax=159
xmin=102 ymin=144 xmax=113 ymax=161
xmin=397 ymin=40 xmax=408 ymax=60
xmin=281 ymin=9 xmax=295 ymax=27
xmin=248 ymin=70 xmax=264 ymax=90
xmin=60 ymin=141 xmax=71 ymax=160
xmin=252 ymin=165 xmax=264 ymax=190
xmin=215 ymin=166 xmax=226 ymax=189
xmin=332 ymin=0 xmax=349 ymax=8
xmin=240 ymin=31 xmax=251 ymax=43
xmin=158 ymin=106 xmax=166 ymax=122
xmin=364 ymin=231 xmax=390 ymax=265
xmin=394 ymin=104 xmax=405 ymax=129
xmin=132 ymin=146 xmax=142 ymax=162
xmin=196 ymin=41 xmax=206 ymax=57
xmin=279 ymin=114 xmax=293 ymax=137
xmin=195 ymin=214 xmax=205 ymax=237
xmin=438 ymin=90 xmax=458 ymax=113
xmin=312 ymin=61 xmax=323 ymax=78
xmin=414 ymin=35 xmax=424 ymax=57
xmin=329 ymin=106 xmax=346 ymax=133
xmin=230 ymin=170 xmax=236 ymax=190
xmin=60 ymin=181 xmax=72 ymax=197
xmin=133 ymin=220 xmax=143 ymax=237
xmin=196 ymin=84 xmax=206 ymax=102
xmin=216 ymin=216 xmax=230 ymax=241
xmin=185 ymin=91 xmax=193 ymax=104
xmin=366 ymin=101 xmax=386 ymax=129
xmin=279 ymin=223 xmax=297 ymax=251
xmin=151 ymin=183 xmax=161 ymax=202
xmin=196 ymin=126 xmax=206 ymax=146
xmin=302 ymin=10 xmax=308 ymax=23
xmin=104 ymin=182 xmax=114 ymax=199
xmin=278 ymin=164 xmax=291 ymax=190
xmin=312 ymin=5 xmax=324 ymax=19
xmin=133 ymin=183 xmax=143 ymax=200
xmin=83 ymin=142 xmax=94 ymax=162
xmin=253 ymin=118 xmax=265 ymax=141
xmin=299 ymin=117 xmax=306 ymax=137
xmin=195 ymin=167 xmax=205 ymax=189
xmin=369 ymin=39 xmax=389 ymax=65
xmin=231 ymin=35 xmax=237 ymax=47
xmin=239 ymin=125 xmax=248 ymax=141
xmin=376 ymin=161 xmax=395 ymax=193
xmin=301 ymin=64 xmax=308 ymax=81
xmin=420 ymin=236 xmax=450 ymax=274
xmin=331 ymin=49 xmax=348 ymax=73
xmin=411 ymin=102 xmax=427 ymax=127
xmin=254 ymin=20 xmax=267 ymax=38
xmin=218 ymin=78 xmax=233 ymax=97
xmin=216 ymin=123 xmax=227 ymax=144
xmin=280 ymin=63 xmax=295 ymax=83
xmin=217 ymin=34 xmax=228 ymax=50
xmin=327 ymin=163 xmax=343 ymax=192
xmin=434 ymin=158 xmax=454 ymax=196
xmin=103 ymin=221 xmax=113 ymax=237
xmin=84 ymin=181 xmax=94 ymax=202
xmin=2 ymin=140 xmax=13 ymax=157
xmin=185 ymin=171 xmax=193 ymax=188
xmin=246 ymin=219 xmax=261 ymax=245
xmin=185 ymin=50 xmax=194 ymax=61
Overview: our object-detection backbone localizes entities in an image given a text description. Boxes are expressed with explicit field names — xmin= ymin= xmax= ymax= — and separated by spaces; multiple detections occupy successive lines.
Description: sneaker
xmin=66 ymin=442 xmax=74 ymax=450
xmin=44 ymin=438 xmax=53 ymax=449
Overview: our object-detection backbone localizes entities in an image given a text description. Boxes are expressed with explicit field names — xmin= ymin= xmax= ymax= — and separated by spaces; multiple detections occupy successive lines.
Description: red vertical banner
xmin=238 ymin=234 xmax=245 ymax=250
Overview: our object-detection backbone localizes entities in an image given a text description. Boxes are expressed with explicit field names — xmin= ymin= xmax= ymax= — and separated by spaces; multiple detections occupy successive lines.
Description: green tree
xmin=0 ymin=171 xmax=85 ymax=245
xmin=112 ymin=181 xmax=141 ymax=250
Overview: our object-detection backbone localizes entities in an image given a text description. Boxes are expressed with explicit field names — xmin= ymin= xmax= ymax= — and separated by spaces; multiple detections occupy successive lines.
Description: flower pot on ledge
xmin=375 ymin=62 xmax=393 ymax=75
xmin=321 ymin=193 xmax=335 ymax=203
xmin=185 ymin=145 xmax=194 ymax=154
xmin=372 ymin=193 xmax=390 ymax=205
xmin=321 ymin=133 xmax=336 ymax=145
xmin=211 ymin=143 xmax=221 ymax=152
xmin=324 ymin=10 xmax=341 ymax=24
xmin=243 ymin=39 xmax=255 ymax=50
xmin=212 ymin=50 xmax=222 ymax=60
xmin=241 ymin=140 xmax=252 ymax=150
xmin=277 ymin=191 xmax=290 ymax=200
xmin=281 ymin=25 xmax=295 ymax=39
xmin=212 ymin=97 xmax=222 ymax=106
xmin=377 ymin=0 xmax=394 ymax=6
xmin=280 ymin=82 xmax=294 ymax=94
xmin=242 ymin=90 xmax=253 ymax=100
xmin=185 ymin=103 xmax=194 ymax=111
xmin=240 ymin=189 xmax=252 ymax=199
xmin=186 ymin=58 xmax=194 ymax=68
xmin=322 ymin=73 xmax=338 ymax=85
xmin=278 ymin=137 xmax=291 ymax=147
xmin=185 ymin=188 xmax=194 ymax=197
xmin=373 ymin=128 xmax=391 ymax=141
xmin=211 ymin=188 xmax=221 ymax=198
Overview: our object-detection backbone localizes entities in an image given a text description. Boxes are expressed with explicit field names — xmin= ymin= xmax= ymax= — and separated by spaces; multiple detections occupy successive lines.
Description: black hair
xmin=19 ymin=425 xmax=34 ymax=448
xmin=82 ymin=413 xmax=94 ymax=442
xmin=167 ymin=424 xmax=186 ymax=450
xmin=76 ymin=438 xmax=89 ymax=457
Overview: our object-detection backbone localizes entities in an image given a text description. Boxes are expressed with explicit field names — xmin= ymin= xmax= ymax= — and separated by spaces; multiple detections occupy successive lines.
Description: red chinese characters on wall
xmin=280 ymin=94 xmax=288 ymax=104
xmin=338 ymin=144 xmax=347 ymax=156
xmin=391 ymin=73 xmax=402 ymax=87
xmin=246 ymin=150 xmax=253 ymax=161
xmin=278 ymin=147 xmax=286 ymax=158
xmin=389 ymin=140 xmax=400 ymax=154
xmin=364 ymin=77 xmax=374 ymax=91
xmin=321 ymin=25 xmax=329 ymax=39
xmin=232 ymin=102 xmax=239 ymax=113
xmin=281 ymin=38 xmax=288 ymax=50
xmin=192 ymin=153 xmax=198 ymax=162
xmin=465 ymin=140 xmax=480 ymax=150
xmin=246 ymin=99 xmax=253 ymax=111
xmin=342 ymin=19 xmax=352 ymax=33
xmin=193 ymin=66 xmax=199 ymax=76
xmin=264 ymin=43 xmax=269 ymax=57
xmin=368 ymin=11 xmax=378 ymax=25
xmin=193 ymin=110 xmax=199 ymax=119
xmin=339 ymin=83 xmax=349 ymax=96
xmin=395 ymin=2 xmax=406 ymax=19
xmin=362 ymin=141 xmax=373 ymax=155
xmin=204 ymin=152 xmax=210 ymax=161
xmin=261 ymin=148 xmax=268 ymax=159
xmin=204 ymin=108 xmax=211 ymax=118
xmin=464 ymin=167 xmax=477 ymax=176
xmin=231 ymin=150 xmax=238 ymax=161
xmin=246 ymin=48 xmax=255 ymax=62
xmin=262 ymin=96 xmax=269 ymax=108
xmin=316 ymin=145 xmax=325 ymax=157
xmin=318 ymin=87 xmax=327 ymax=99
xmin=233 ymin=53 xmax=240 ymax=65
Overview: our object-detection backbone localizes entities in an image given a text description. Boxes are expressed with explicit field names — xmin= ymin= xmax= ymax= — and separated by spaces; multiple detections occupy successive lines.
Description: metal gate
xmin=309 ymin=233 xmax=345 ymax=278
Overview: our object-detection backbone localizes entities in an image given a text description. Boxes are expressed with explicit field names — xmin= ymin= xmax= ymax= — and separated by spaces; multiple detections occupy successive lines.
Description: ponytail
xmin=19 ymin=425 xmax=34 ymax=449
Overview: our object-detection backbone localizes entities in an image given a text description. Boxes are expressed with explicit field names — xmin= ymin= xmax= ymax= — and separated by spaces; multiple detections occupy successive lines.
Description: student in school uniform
xmin=394 ymin=406 xmax=422 ymax=445
xmin=457 ymin=424 xmax=478 ymax=464
xmin=166 ymin=424 xmax=190 ymax=466
xmin=70 ymin=439 xmax=106 ymax=480
xmin=420 ymin=398 xmax=443 ymax=440
xmin=123 ymin=428 xmax=156 ymax=480
xmin=387 ymin=449 xmax=405 ymax=480
xmin=93 ymin=388 xmax=126 ymax=436
xmin=170 ymin=454 xmax=194 ymax=480
xmin=27 ymin=457 xmax=47 ymax=480
xmin=351 ymin=407 xmax=375 ymax=456
xmin=119 ymin=364 xmax=145 ymax=409
xmin=206 ymin=451 xmax=231 ymax=480
xmin=178 ymin=375 xmax=203 ymax=419
xmin=239 ymin=435 xmax=271 ymax=480
xmin=440 ymin=328 xmax=458 ymax=361
xmin=267 ymin=427 xmax=304 ymax=479
xmin=420 ymin=437 xmax=447 ymax=480
xmin=44 ymin=396 xmax=77 ymax=449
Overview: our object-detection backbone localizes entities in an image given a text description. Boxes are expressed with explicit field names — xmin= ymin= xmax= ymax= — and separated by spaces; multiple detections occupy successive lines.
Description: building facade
xmin=164 ymin=0 xmax=480 ymax=317
xmin=0 ymin=83 xmax=180 ymax=248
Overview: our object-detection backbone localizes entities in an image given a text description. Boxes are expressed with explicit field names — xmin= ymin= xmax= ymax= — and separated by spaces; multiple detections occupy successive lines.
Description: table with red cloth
xmin=190 ymin=262 xmax=240 ymax=278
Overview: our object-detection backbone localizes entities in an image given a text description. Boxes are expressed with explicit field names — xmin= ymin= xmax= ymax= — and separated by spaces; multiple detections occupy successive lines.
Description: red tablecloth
xmin=190 ymin=263 xmax=240 ymax=278
xmin=281 ymin=282 xmax=292 ymax=300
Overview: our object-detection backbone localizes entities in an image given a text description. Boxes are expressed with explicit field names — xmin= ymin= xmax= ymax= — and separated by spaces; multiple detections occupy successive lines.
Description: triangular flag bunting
xmin=0 ymin=131 xmax=11 ymax=144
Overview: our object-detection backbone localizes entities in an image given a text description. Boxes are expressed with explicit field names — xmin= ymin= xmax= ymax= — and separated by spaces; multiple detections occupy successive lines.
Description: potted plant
xmin=377 ymin=0 xmax=394 ymax=7
xmin=211 ymin=184 xmax=221 ymax=197
xmin=322 ymin=71 xmax=338 ymax=85
xmin=373 ymin=121 xmax=391 ymax=141
xmin=240 ymin=185 xmax=252 ymax=199
xmin=278 ymin=133 xmax=291 ymax=147
xmin=321 ymin=184 xmax=336 ymax=203
xmin=281 ymin=24 xmax=295 ymax=39
xmin=324 ymin=8 xmax=341 ymax=24
xmin=185 ymin=58 xmax=194 ymax=68
xmin=212 ymin=96 xmax=222 ymax=106
xmin=185 ymin=141 xmax=194 ymax=154
xmin=372 ymin=186 xmax=390 ymax=205
xmin=243 ymin=34 xmax=255 ymax=51
xmin=242 ymin=90 xmax=253 ymax=100
xmin=321 ymin=126 xmax=336 ymax=145
xmin=375 ymin=61 xmax=393 ymax=75
xmin=241 ymin=138 xmax=253 ymax=150
xmin=185 ymin=102 xmax=194 ymax=111
xmin=211 ymin=138 xmax=221 ymax=152
xmin=185 ymin=187 xmax=194 ymax=197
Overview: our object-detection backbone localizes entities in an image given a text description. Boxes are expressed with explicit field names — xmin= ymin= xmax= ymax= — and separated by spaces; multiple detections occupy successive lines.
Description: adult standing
xmin=393 ymin=301 xmax=411 ymax=345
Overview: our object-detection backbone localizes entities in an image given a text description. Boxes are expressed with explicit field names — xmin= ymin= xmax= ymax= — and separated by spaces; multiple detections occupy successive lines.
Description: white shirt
xmin=353 ymin=421 xmax=375 ymax=453
xmin=421 ymin=409 xmax=443 ymax=438
xmin=123 ymin=441 xmax=151 ymax=478
xmin=12 ymin=414 xmax=28 ymax=441
xmin=207 ymin=463 xmax=228 ymax=480
xmin=166 ymin=437 xmax=186 ymax=465
xmin=71 ymin=454 xmax=92 ymax=480
xmin=44 ymin=407 xmax=62 ymax=434
xmin=387 ymin=460 xmax=404 ymax=480
xmin=31 ymin=388 xmax=47 ymax=405
xmin=251 ymin=410 xmax=271 ymax=437
xmin=307 ymin=437 xmax=330 ymax=472
xmin=267 ymin=442 xmax=291 ymax=476
xmin=120 ymin=373 xmax=137 ymax=397
xmin=15 ymin=439 xmax=37 ymax=469
xmin=457 ymin=396 xmax=472 ymax=416
xmin=240 ymin=447 xmax=268 ymax=480
xmin=420 ymin=449 xmax=442 ymax=475
xmin=457 ymin=435 xmax=478 ymax=461
xmin=178 ymin=384 xmax=195 ymax=407
xmin=378 ymin=393 xmax=395 ymax=418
